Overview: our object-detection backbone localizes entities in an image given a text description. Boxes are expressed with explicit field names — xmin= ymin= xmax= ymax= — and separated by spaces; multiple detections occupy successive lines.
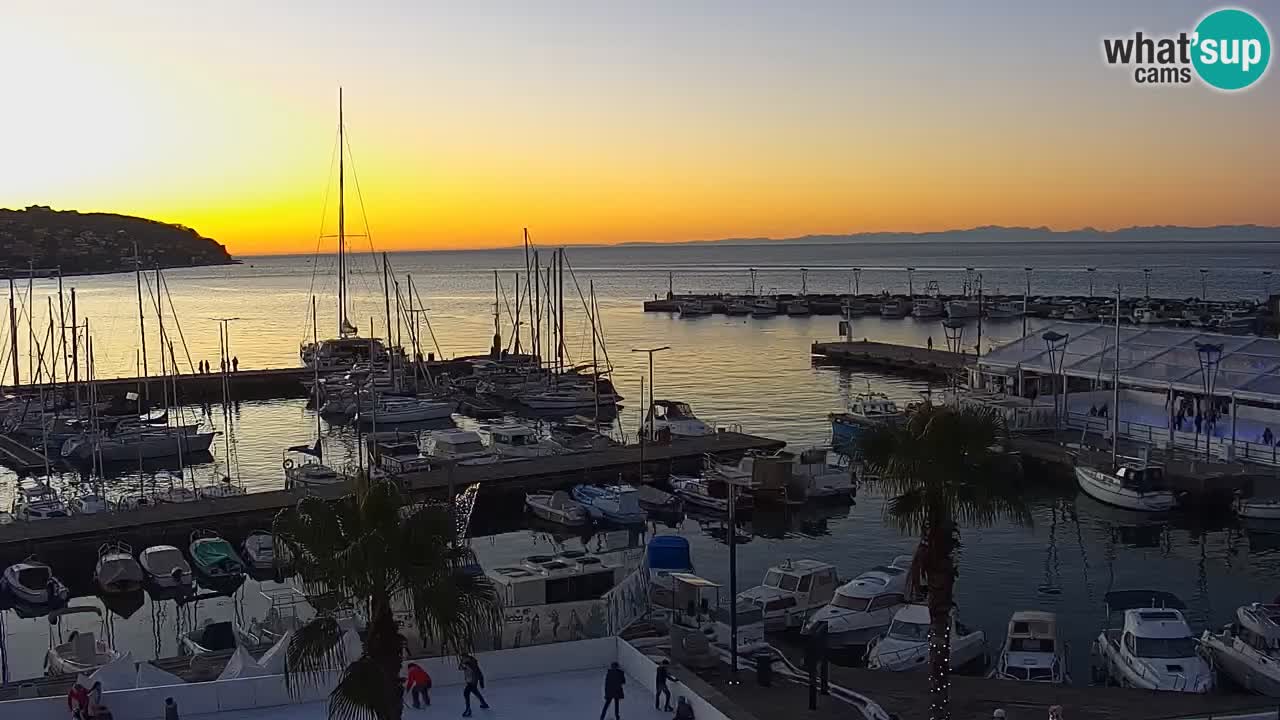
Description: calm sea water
xmin=2 ymin=240 xmax=1279 ymax=684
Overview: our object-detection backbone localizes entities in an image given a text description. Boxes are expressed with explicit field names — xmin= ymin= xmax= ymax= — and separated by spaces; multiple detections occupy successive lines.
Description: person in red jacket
xmin=67 ymin=683 xmax=90 ymax=720
xmin=405 ymin=663 xmax=432 ymax=709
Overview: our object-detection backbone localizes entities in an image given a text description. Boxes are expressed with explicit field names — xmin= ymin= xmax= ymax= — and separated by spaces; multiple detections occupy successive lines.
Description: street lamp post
xmin=1263 ymin=270 xmax=1274 ymax=302
xmin=942 ymin=319 xmax=966 ymax=396
xmin=631 ymin=346 xmax=670 ymax=441
xmin=1043 ymin=331 xmax=1069 ymax=430
xmin=727 ymin=471 xmax=741 ymax=684
xmin=852 ymin=268 xmax=861 ymax=296
xmin=907 ymin=267 xmax=915 ymax=298
xmin=1087 ymin=267 xmax=1096 ymax=298
xmin=1196 ymin=342 xmax=1223 ymax=461
xmin=1200 ymin=269 xmax=1209 ymax=302
xmin=1143 ymin=268 xmax=1152 ymax=299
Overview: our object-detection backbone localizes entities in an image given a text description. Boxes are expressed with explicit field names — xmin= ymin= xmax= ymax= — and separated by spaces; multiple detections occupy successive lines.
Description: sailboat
xmin=299 ymin=89 xmax=390 ymax=373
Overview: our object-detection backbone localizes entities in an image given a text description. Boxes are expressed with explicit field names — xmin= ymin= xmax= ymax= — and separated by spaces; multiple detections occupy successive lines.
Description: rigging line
xmin=409 ymin=282 xmax=445 ymax=359
xmin=342 ymin=127 xmax=389 ymax=309
xmin=562 ymin=253 xmax=613 ymax=373
xmin=159 ymin=271 xmax=197 ymax=373
xmin=303 ymin=127 xmax=341 ymax=344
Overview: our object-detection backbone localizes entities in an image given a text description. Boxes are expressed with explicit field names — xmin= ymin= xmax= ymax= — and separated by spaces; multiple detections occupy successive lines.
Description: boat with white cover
xmin=525 ymin=490 xmax=590 ymax=526
xmin=139 ymin=544 xmax=194 ymax=589
xmin=62 ymin=427 xmax=215 ymax=462
xmin=1092 ymin=590 xmax=1212 ymax=693
xmin=1076 ymin=462 xmax=1176 ymax=512
xmin=571 ymin=484 xmax=647 ymax=524
xmin=190 ymin=530 xmax=245 ymax=580
xmin=802 ymin=555 xmax=913 ymax=648
xmin=44 ymin=606 xmax=124 ymax=675
xmin=642 ymin=400 xmax=714 ymax=439
xmin=737 ymin=559 xmax=839 ymax=631
xmin=11 ymin=480 xmax=69 ymax=521
xmin=1 ymin=559 xmax=69 ymax=606
xmin=1201 ymin=603 xmax=1280 ymax=696
xmin=990 ymin=611 xmax=1069 ymax=683
xmin=95 ymin=541 xmax=144 ymax=595
xmin=241 ymin=530 xmax=278 ymax=573
xmin=425 ymin=429 xmax=500 ymax=465
xmin=670 ymin=476 xmax=752 ymax=514
xmin=483 ymin=423 xmax=564 ymax=458
xmin=867 ymin=604 xmax=987 ymax=671
xmin=1235 ymin=494 xmax=1280 ymax=521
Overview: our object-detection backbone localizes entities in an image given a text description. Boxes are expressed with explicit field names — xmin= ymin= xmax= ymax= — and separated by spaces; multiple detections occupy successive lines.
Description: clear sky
xmin=2 ymin=1 xmax=1277 ymax=255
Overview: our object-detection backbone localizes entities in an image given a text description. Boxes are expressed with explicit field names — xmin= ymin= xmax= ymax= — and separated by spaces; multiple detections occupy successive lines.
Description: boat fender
xmin=283 ymin=458 xmax=295 ymax=470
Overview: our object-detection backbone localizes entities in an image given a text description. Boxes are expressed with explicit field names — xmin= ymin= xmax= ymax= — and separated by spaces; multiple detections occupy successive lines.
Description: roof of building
xmin=979 ymin=322 xmax=1280 ymax=402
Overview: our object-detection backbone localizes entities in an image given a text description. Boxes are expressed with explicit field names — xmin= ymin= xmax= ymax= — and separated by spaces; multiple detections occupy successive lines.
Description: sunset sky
xmin=2 ymin=1 xmax=1277 ymax=255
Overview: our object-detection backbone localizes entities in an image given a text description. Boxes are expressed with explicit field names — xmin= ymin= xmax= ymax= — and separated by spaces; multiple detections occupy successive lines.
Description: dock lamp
xmin=1087 ymin=267 xmax=1097 ymax=298
xmin=1042 ymin=331 xmax=1069 ymax=430
xmin=1143 ymin=268 xmax=1152 ymax=299
xmin=631 ymin=346 xmax=670 ymax=441
xmin=1196 ymin=342 xmax=1223 ymax=460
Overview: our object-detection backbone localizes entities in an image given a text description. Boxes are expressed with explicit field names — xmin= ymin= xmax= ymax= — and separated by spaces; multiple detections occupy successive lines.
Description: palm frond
xmin=328 ymin=653 xmax=401 ymax=720
xmin=284 ymin=616 xmax=347 ymax=697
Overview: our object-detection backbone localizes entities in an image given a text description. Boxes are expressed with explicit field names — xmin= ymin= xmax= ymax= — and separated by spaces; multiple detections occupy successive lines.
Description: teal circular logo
xmin=1192 ymin=8 xmax=1271 ymax=90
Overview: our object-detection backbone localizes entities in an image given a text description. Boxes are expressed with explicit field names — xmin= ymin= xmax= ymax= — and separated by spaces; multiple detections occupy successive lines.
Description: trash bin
xmin=755 ymin=652 xmax=773 ymax=687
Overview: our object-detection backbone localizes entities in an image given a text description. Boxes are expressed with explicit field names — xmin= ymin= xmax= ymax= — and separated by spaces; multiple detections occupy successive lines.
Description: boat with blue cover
xmin=829 ymin=393 xmax=903 ymax=451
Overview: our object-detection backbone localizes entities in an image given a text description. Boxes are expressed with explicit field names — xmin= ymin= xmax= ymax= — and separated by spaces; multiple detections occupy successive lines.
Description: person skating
xmin=655 ymin=659 xmax=674 ymax=711
xmin=600 ymin=661 xmax=626 ymax=720
xmin=461 ymin=655 xmax=488 ymax=717
xmin=406 ymin=663 xmax=432 ymax=708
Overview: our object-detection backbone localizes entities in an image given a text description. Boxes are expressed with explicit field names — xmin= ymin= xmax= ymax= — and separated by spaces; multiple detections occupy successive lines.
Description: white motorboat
xmin=785 ymin=301 xmax=811 ymax=316
xmin=357 ymin=397 xmax=454 ymax=424
xmin=181 ymin=619 xmax=259 ymax=657
xmin=911 ymin=297 xmax=944 ymax=318
xmin=990 ymin=611 xmax=1069 ymax=683
xmin=44 ymin=607 xmax=124 ymax=676
xmin=751 ymin=298 xmax=778 ymax=317
xmin=67 ymin=489 xmax=109 ymax=516
xmin=987 ymin=301 xmax=1024 ymax=319
xmin=62 ymin=428 xmax=216 ymax=462
xmin=785 ymin=447 xmax=854 ymax=502
xmin=570 ymin=484 xmax=647 ymax=524
xmin=525 ymin=490 xmax=590 ymax=526
xmin=642 ymin=400 xmax=714 ymax=439
xmin=519 ymin=388 xmax=619 ymax=412
xmin=1092 ymin=590 xmax=1212 ymax=693
xmin=1235 ymin=494 xmax=1280 ymax=520
xmin=483 ymin=423 xmax=564 ymax=458
xmin=139 ymin=545 xmax=194 ymax=589
xmin=1201 ymin=603 xmax=1280 ymax=697
xmin=425 ymin=429 xmax=499 ymax=465
xmin=95 ymin=541 xmax=144 ymax=595
xmin=737 ymin=559 xmax=839 ymax=631
xmin=879 ymin=299 xmax=910 ymax=318
xmin=946 ymin=299 xmax=982 ymax=319
xmin=1062 ymin=303 xmax=1098 ymax=321
xmin=1075 ymin=463 xmax=1176 ymax=512
xmin=283 ymin=446 xmax=344 ymax=490
xmin=241 ymin=530 xmax=278 ymax=572
xmin=11 ymin=480 xmax=69 ymax=521
xmin=802 ymin=555 xmax=913 ymax=648
xmin=829 ymin=393 xmax=903 ymax=451
xmin=197 ymin=478 xmax=247 ymax=500
xmin=1 ymin=560 xmax=68 ymax=606
xmin=679 ymin=301 xmax=712 ymax=317
xmin=670 ymin=476 xmax=752 ymax=513
xmin=867 ymin=604 xmax=987 ymax=672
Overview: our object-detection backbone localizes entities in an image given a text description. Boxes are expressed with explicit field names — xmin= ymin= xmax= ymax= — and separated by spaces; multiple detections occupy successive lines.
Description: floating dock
xmin=0 ymin=433 xmax=51 ymax=472
xmin=810 ymin=340 xmax=965 ymax=379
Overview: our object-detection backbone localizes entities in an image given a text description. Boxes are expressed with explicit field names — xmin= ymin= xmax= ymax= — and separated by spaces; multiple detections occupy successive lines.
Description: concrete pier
xmin=810 ymin=340 xmax=965 ymax=379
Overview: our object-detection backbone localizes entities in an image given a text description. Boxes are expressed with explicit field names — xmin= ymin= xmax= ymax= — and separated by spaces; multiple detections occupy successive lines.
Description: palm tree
xmin=273 ymin=476 xmax=502 ymax=720
xmin=858 ymin=403 xmax=1029 ymax=720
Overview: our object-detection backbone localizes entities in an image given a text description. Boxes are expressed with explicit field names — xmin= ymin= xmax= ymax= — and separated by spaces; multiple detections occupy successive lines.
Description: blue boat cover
xmin=648 ymin=535 xmax=693 ymax=572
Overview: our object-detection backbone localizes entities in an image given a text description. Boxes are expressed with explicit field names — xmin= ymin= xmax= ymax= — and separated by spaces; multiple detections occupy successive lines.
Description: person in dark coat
xmin=655 ymin=659 xmax=674 ymax=711
xmin=600 ymin=661 xmax=626 ymax=720
xmin=461 ymin=655 xmax=488 ymax=717
xmin=164 ymin=697 xmax=180 ymax=720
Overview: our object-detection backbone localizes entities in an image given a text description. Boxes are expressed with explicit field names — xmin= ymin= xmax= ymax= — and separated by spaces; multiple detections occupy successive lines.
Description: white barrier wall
xmin=616 ymin=640 xmax=734 ymax=720
xmin=0 ymin=638 xmax=620 ymax=720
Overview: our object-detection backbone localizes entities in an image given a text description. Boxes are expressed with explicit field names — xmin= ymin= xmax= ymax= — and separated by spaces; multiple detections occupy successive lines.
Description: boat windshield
xmin=888 ymin=620 xmax=930 ymax=641
xmin=149 ymin=548 xmax=185 ymax=569
xmin=499 ymin=433 xmax=532 ymax=447
xmin=1134 ymin=636 xmax=1197 ymax=659
xmin=764 ymin=571 xmax=783 ymax=588
xmin=831 ymin=594 xmax=870 ymax=612
xmin=445 ymin=441 xmax=487 ymax=454
xmin=1009 ymin=637 xmax=1055 ymax=653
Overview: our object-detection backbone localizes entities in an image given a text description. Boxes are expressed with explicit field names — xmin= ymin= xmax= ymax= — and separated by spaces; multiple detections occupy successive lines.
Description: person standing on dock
xmin=600 ymin=661 xmax=626 ymax=720
xmin=461 ymin=655 xmax=488 ymax=717
xmin=164 ymin=697 xmax=180 ymax=720
xmin=232 ymin=356 xmax=239 ymax=372
xmin=655 ymin=659 xmax=674 ymax=711
xmin=927 ymin=336 xmax=933 ymax=351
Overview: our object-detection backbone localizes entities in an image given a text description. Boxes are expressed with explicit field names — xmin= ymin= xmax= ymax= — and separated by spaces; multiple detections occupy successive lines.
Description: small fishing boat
xmin=181 ymin=619 xmax=259 ymax=657
xmin=679 ymin=301 xmax=712 ymax=317
xmin=879 ymin=299 xmax=910 ymax=318
xmin=750 ymin=298 xmax=778 ymax=318
xmin=524 ymin=491 xmax=590 ymax=526
xmin=67 ymin=489 xmax=108 ymax=516
xmin=785 ymin=301 xmax=811 ymax=316
xmin=425 ymin=429 xmax=499 ymax=465
xmin=642 ymin=400 xmax=714 ymax=439
xmin=458 ymin=396 xmax=504 ymax=419
xmin=241 ymin=530 xmax=278 ymax=572
xmin=829 ymin=393 xmax=903 ymax=451
xmin=725 ymin=300 xmax=752 ymax=316
xmin=1062 ymin=303 xmax=1098 ymax=321
xmin=570 ymin=484 xmax=647 ymax=524
xmin=189 ymin=530 xmax=246 ymax=580
xmin=946 ymin=299 xmax=982 ymax=319
xmin=247 ymin=588 xmax=306 ymax=644
xmin=987 ymin=301 xmax=1024 ymax=319
xmin=1 ymin=559 xmax=68 ymax=607
xmin=139 ymin=545 xmax=194 ymax=589
xmin=867 ymin=604 xmax=987 ymax=672
xmin=11 ymin=480 xmax=69 ymax=521
xmin=1201 ymin=603 xmax=1280 ymax=696
xmin=95 ymin=541 xmax=144 ymax=595
xmin=670 ymin=476 xmax=752 ymax=513
xmin=1235 ymin=493 xmax=1280 ymax=521
xmin=483 ymin=423 xmax=564 ymax=458
xmin=1075 ymin=462 xmax=1176 ymax=512
xmin=990 ymin=611 xmax=1069 ymax=683
xmin=911 ymin=297 xmax=944 ymax=318
xmin=196 ymin=478 xmax=247 ymax=500
xmin=44 ymin=606 xmax=124 ymax=676
xmin=1092 ymin=590 xmax=1212 ymax=692
xmin=737 ymin=559 xmax=839 ymax=631
xmin=803 ymin=555 xmax=913 ymax=649
xmin=635 ymin=484 xmax=682 ymax=512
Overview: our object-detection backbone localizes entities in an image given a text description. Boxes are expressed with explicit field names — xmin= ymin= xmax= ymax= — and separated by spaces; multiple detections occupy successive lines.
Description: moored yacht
xmin=1201 ymin=603 xmax=1280 ymax=696
xmin=911 ymin=297 xmax=944 ymax=318
xmin=570 ymin=484 xmax=647 ymax=524
xmin=829 ymin=393 xmax=903 ymax=451
xmin=11 ymin=480 xmax=69 ymax=521
xmin=482 ymin=423 xmax=564 ymax=459
xmin=879 ymin=299 xmax=910 ymax=318
xmin=946 ymin=299 xmax=982 ymax=319
xmin=1092 ymin=590 xmax=1212 ymax=693
xmin=990 ymin=611 xmax=1069 ymax=683
xmin=1075 ymin=462 xmax=1177 ymax=512
xmin=987 ymin=301 xmax=1024 ymax=319
xmin=737 ymin=559 xmax=838 ymax=631
xmin=867 ymin=604 xmax=986 ymax=672
xmin=802 ymin=555 xmax=913 ymax=648
xmin=425 ymin=429 xmax=499 ymax=465
xmin=642 ymin=400 xmax=714 ymax=439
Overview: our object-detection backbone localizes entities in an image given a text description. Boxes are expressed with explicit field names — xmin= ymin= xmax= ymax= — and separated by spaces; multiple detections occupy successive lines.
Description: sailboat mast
xmin=8 ymin=279 xmax=19 ymax=387
xmin=493 ymin=269 xmax=501 ymax=355
xmin=514 ymin=272 xmax=521 ymax=355
xmin=591 ymin=280 xmax=599 ymax=423
xmin=1112 ymin=285 xmax=1121 ymax=468
xmin=70 ymin=288 xmax=79 ymax=416
xmin=155 ymin=265 xmax=167 ymax=414
xmin=382 ymin=252 xmax=392 ymax=352
xmin=135 ymin=244 xmax=149 ymax=400
xmin=337 ymin=88 xmax=346 ymax=336
xmin=312 ymin=296 xmax=321 ymax=441
xmin=533 ymin=250 xmax=541 ymax=365
xmin=557 ymin=249 xmax=565 ymax=376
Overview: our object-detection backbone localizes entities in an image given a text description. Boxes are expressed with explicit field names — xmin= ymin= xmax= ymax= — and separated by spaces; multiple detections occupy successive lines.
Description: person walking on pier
xmin=232 ymin=356 xmax=239 ymax=372
xmin=600 ymin=661 xmax=626 ymax=720
xmin=164 ymin=697 xmax=180 ymax=720
xmin=655 ymin=659 xmax=674 ymax=711
xmin=461 ymin=655 xmax=488 ymax=717
xmin=405 ymin=663 xmax=432 ymax=708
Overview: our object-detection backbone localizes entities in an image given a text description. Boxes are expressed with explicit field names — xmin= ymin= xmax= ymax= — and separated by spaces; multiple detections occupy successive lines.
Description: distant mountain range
xmin=0 ymin=206 xmax=234 ymax=276
xmin=615 ymin=225 xmax=1280 ymax=247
